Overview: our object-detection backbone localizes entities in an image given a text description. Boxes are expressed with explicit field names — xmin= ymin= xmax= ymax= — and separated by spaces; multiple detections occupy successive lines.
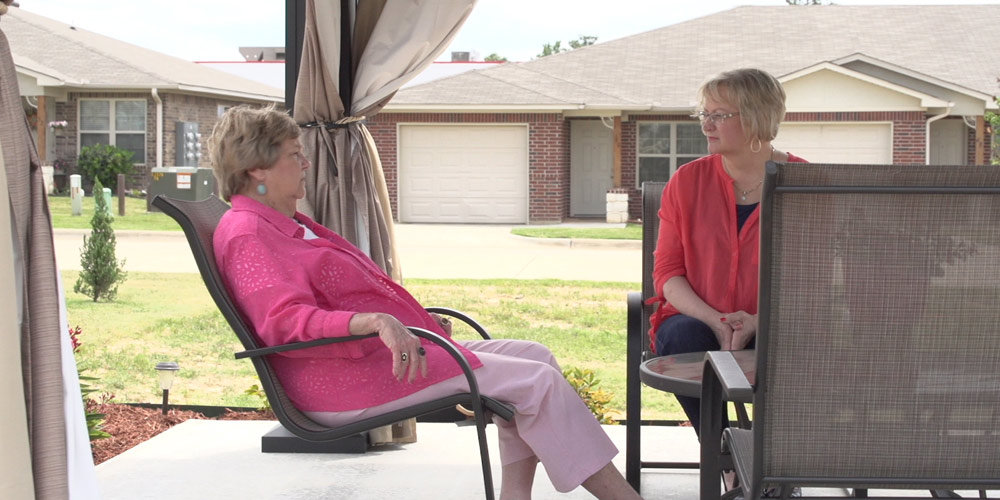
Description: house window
xmin=637 ymin=122 xmax=707 ymax=186
xmin=218 ymin=104 xmax=234 ymax=118
xmin=79 ymin=99 xmax=147 ymax=163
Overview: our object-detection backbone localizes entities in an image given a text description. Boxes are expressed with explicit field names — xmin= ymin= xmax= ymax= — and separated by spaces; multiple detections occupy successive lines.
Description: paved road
xmin=54 ymin=223 xmax=641 ymax=283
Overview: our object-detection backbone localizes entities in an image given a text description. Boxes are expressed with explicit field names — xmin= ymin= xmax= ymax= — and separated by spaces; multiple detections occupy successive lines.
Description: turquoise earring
xmin=256 ymin=184 xmax=267 ymax=195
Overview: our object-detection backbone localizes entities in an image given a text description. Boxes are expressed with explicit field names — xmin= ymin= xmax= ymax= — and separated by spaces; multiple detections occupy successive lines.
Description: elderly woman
xmin=650 ymin=68 xmax=808 ymax=436
xmin=209 ymin=105 xmax=642 ymax=500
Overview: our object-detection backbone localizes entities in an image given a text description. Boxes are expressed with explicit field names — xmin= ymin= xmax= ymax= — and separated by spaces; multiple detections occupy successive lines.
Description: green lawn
xmin=64 ymin=270 xmax=684 ymax=421
xmin=48 ymin=194 xmax=181 ymax=231
xmin=511 ymin=224 xmax=642 ymax=240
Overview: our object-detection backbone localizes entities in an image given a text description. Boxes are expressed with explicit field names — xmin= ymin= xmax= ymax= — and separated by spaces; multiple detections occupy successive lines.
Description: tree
xmin=568 ymin=35 xmax=598 ymax=50
xmin=484 ymin=53 xmax=508 ymax=63
xmin=537 ymin=40 xmax=565 ymax=58
xmin=536 ymin=35 xmax=597 ymax=58
xmin=986 ymin=95 xmax=1000 ymax=165
xmin=74 ymin=178 xmax=127 ymax=302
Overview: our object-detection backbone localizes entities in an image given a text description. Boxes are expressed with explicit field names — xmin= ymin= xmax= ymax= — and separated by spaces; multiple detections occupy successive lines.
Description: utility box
xmin=147 ymin=167 xmax=217 ymax=212
xmin=175 ymin=121 xmax=202 ymax=167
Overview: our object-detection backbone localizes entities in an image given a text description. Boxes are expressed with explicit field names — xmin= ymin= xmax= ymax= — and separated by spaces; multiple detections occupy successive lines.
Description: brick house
xmin=6 ymin=8 xmax=282 ymax=192
xmin=377 ymin=5 xmax=999 ymax=224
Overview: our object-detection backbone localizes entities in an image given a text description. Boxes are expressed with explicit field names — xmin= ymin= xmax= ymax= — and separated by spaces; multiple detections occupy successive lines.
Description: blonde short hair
xmin=208 ymin=104 xmax=300 ymax=201
xmin=698 ymin=68 xmax=786 ymax=143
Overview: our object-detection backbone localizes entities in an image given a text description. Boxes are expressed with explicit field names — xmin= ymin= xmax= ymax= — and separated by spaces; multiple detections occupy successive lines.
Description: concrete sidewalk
xmin=54 ymin=222 xmax=641 ymax=282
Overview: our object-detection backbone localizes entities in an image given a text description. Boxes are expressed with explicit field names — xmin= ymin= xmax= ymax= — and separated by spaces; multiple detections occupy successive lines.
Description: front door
xmin=570 ymin=120 xmax=614 ymax=216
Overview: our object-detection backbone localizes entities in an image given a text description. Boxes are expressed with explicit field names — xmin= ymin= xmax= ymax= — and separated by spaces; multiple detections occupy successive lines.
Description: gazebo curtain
xmin=293 ymin=0 xmax=476 ymax=281
xmin=1 ymin=6 xmax=98 ymax=499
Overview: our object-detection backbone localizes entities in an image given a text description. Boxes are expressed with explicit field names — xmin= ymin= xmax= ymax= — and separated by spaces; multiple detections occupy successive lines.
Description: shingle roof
xmin=392 ymin=5 xmax=1000 ymax=110
xmin=4 ymin=8 xmax=282 ymax=101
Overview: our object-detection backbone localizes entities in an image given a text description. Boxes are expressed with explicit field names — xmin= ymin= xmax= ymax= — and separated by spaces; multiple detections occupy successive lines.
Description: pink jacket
xmin=214 ymin=195 xmax=482 ymax=412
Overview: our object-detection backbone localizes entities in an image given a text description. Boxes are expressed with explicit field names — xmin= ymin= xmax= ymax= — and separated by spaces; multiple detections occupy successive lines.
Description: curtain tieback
xmin=299 ymin=116 xmax=367 ymax=130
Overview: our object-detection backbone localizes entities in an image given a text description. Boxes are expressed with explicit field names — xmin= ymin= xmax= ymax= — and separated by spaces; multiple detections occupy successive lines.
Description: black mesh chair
xmin=152 ymin=195 xmax=514 ymax=500
xmin=625 ymin=181 xmax=750 ymax=493
xmin=700 ymin=162 xmax=1000 ymax=499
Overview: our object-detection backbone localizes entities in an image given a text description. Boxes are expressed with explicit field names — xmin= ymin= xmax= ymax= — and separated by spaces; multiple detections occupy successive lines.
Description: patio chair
xmin=700 ymin=162 xmax=1000 ymax=499
xmin=625 ymin=181 xmax=750 ymax=492
xmin=152 ymin=194 xmax=514 ymax=500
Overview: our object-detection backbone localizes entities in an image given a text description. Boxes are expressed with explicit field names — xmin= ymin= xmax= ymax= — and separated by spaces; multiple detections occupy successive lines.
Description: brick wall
xmin=161 ymin=92 xmax=251 ymax=171
xmin=59 ymin=92 xmax=270 ymax=192
xmin=369 ymin=112 xmax=569 ymax=223
xmin=375 ymin=110 xmax=961 ymax=222
xmin=967 ymin=117 xmax=994 ymax=164
xmin=59 ymin=92 xmax=152 ymax=190
xmin=622 ymin=114 xmax=695 ymax=221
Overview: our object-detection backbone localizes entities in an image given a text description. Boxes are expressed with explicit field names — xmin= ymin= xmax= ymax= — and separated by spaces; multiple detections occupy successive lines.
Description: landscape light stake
xmin=155 ymin=362 xmax=179 ymax=415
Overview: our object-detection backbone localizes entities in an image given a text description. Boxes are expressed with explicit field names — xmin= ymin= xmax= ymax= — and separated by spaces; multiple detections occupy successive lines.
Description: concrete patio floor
xmin=95 ymin=420 xmax=990 ymax=499
xmin=96 ymin=421 xmax=700 ymax=499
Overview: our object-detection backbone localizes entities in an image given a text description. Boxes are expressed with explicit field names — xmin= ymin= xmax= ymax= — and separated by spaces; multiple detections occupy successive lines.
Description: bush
xmin=74 ymin=179 xmax=127 ymax=301
xmin=78 ymin=144 xmax=134 ymax=192
xmin=563 ymin=366 xmax=616 ymax=424
xmin=69 ymin=325 xmax=111 ymax=441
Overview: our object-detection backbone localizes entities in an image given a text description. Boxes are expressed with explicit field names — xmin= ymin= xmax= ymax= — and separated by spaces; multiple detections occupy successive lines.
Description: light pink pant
xmin=305 ymin=339 xmax=618 ymax=492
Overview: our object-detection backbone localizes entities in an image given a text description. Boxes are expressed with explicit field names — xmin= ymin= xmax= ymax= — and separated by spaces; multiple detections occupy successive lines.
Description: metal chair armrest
xmin=424 ymin=306 xmax=492 ymax=340
xmin=705 ymin=351 xmax=753 ymax=401
xmin=235 ymin=333 xmax=379 ymax=359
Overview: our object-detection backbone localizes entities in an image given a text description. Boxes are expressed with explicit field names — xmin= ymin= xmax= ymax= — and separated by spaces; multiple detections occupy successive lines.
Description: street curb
xmin=511 ymin=234 xmax=641 ymax=249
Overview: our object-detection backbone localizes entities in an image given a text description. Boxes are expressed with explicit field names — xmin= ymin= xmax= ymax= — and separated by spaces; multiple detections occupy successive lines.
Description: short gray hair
xmin=208 ymin=104 xmax=300 ymax=201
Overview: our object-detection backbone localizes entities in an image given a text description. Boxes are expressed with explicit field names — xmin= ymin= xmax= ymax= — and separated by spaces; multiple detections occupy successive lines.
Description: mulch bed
xmin=90 ymin=402 xmax=274 ymax=465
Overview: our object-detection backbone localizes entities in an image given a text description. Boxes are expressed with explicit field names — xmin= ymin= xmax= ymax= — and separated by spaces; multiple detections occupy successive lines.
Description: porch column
xmin=36 ymin=96 xmax=47 ymax=163
xmin=613 ymin=116 xmax=622 ymax=187
xmin=975 ymin=116 xmax=986 ymax=164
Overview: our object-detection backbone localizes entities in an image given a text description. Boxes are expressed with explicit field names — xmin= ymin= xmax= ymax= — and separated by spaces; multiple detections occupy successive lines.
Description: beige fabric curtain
xmin=0 ymin=142 xmax=35 ymax=500
xmin=294 ymin=0 xmax=476 ymax=282
xmin=2 ymin=8 xmax=94 ymax=498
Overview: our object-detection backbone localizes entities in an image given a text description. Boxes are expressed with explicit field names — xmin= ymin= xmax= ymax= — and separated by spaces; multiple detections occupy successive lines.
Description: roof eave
xmin=383 ymin=103 xmax=578 ymax=112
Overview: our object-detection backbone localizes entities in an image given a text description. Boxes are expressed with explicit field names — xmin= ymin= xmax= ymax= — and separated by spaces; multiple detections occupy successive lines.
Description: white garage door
xmin=774 ymin=123 xmax=892 ymax=164
xmin=399 ymin=125 xmax=528 ymax=223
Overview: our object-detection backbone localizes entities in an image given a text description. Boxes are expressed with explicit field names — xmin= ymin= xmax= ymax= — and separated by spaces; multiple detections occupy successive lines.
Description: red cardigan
xmin=214 ymin=195 xmax=481 ymax=412
xmin=649 ymin=154 xmax=807 ymax=348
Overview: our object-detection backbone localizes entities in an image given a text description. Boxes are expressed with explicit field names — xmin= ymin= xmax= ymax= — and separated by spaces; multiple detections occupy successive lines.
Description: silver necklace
xmin=738 ymin=180 xmax=764 ymax=202
xmin=724 ymin=145 xmax=774 ymax=201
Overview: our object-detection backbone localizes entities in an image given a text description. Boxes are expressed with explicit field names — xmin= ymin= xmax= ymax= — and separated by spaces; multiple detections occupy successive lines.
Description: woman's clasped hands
xmin=717 ymin=311 xmax=758 ymax=351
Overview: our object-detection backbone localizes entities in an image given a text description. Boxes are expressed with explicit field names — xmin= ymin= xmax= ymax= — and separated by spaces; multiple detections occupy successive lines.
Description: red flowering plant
xmin=69 ymin=325 xmax=111 ymax=441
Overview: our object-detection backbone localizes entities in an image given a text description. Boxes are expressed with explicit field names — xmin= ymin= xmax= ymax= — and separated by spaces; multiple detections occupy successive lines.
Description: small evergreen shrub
xmin=78 ymin=144 xmax=134 ymax=192
xmin=563 ymin=366 xmax=616 ymax=424
xmin=74 ymin=178 xmax=127 ymax=301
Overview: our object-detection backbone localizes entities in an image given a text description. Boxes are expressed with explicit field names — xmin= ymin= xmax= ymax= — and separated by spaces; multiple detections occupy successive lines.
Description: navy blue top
xmin=736 ymin=203 xmax=758 ymax=233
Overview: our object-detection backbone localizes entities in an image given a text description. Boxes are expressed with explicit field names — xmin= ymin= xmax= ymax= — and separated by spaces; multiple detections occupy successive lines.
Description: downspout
xmin=151 ymin=88 xmax=163 ymax=167
xmin=925 ymin=102 xmax=953 ymax=165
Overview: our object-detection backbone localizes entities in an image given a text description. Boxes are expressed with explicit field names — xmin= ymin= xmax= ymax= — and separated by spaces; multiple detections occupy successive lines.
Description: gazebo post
xmin=284 ymin=0 xmax=306 ymax=111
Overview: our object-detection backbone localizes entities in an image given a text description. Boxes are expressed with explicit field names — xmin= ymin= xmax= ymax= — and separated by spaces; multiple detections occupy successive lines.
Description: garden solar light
xmin=155 ymin=362 xmax=179 ymax=415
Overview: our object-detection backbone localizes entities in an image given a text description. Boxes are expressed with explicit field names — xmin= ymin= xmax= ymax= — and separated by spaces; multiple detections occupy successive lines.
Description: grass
xmin=64 ymin=270 xmax=684 ymax=420
xmin=511 ymin=224 xmax=642 ymax=240
xmin=48 ymin=193 xmax=181 ymax=231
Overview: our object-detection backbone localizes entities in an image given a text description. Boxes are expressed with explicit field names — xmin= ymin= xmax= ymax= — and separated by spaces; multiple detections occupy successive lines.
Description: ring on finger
xmin=417 ymin=347 xmax=426 ymax=356
xmin=400 ymin=352 xmax=408 ymax=362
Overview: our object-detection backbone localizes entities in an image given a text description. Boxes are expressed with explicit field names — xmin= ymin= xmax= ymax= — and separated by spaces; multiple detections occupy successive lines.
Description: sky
xmin=16 ymin=0 xmax=1000 ymax=63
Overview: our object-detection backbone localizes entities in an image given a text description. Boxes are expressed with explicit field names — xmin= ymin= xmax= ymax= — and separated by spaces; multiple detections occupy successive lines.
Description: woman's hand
xmin=708 ymin=317 xmax=735 ymax=351
xmin=351 ymin=313 xmax=427 ymax=382
xmin=720 ymin=311 xmax=757 ymax=351
xmin=428 ymin=313 xmax=452 ymax=336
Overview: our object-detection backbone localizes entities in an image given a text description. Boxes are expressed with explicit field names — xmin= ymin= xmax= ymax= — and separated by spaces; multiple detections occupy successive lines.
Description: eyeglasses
xmin=696 ymin=111 xmax=739 ymax=125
